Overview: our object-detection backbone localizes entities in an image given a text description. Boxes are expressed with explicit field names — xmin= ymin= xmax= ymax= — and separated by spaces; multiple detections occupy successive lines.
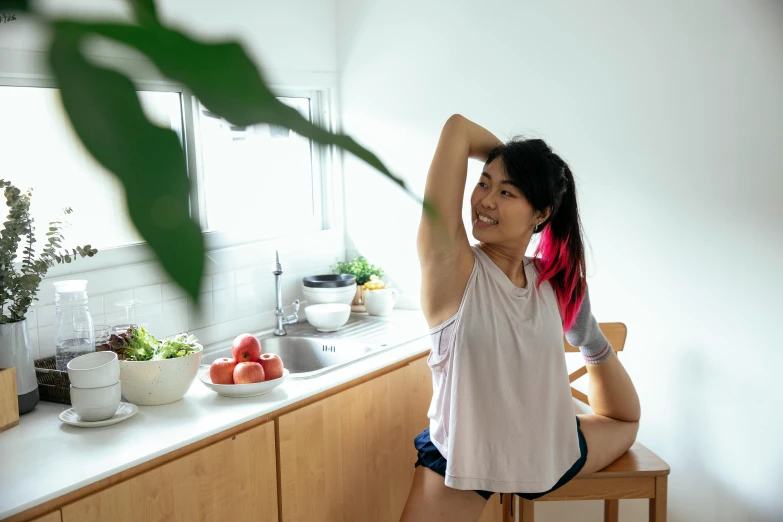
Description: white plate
xmin=199 ymin=368 xmax=289 ymax=398
xmin=59 ymin=402 xmax=139 ymax=428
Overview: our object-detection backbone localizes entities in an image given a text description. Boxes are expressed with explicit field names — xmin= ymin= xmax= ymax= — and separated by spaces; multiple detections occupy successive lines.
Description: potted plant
xmin=331 ymin=256 xmax=385 ymax=311
xmin=0 ymin=179 xmax=97 ymax=414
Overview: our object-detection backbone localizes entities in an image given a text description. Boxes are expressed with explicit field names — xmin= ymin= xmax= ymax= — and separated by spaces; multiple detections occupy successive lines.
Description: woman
xmin=400 ymin=115 xmax=641 ymax=521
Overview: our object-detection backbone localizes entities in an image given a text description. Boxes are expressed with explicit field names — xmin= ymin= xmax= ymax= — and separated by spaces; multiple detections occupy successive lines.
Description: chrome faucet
xmin=273 ymin=250 xmax=300 ymax=336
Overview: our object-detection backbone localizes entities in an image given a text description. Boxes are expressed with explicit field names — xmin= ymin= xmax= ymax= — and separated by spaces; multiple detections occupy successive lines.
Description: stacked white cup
xmin=66 ymin=351 xmax=121 ymax=422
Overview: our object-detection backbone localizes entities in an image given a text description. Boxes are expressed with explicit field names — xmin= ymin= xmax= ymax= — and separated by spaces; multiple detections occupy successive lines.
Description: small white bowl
xmin=120 ymin=349 xmax=203 ymax=406
xmin=199 ymin=368 xmax=289 ymax=398
xmin=302 ymin=283 xmax=357 ymax=306
xmin=304 ymin=303 xmax=351 ymax=332
xmin=67 ymin=351 xmax=120 ymax=389
xmin=70 ymin=381 xmax=121 ymax=422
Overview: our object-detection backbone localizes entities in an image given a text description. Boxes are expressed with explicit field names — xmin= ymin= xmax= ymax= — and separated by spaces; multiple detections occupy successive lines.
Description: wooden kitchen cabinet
xmin=278 ymin=355 xmax=502 ymax=521
xmin=278 ymin=358 xmax=429 ymax=522
xmin=61 ymin=421 xmax=277 ymax=522
xmin=30 ymin=512 xmax=61 ymax=522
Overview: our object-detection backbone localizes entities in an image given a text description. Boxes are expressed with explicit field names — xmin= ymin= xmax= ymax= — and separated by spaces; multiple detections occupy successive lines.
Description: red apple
xmin=258 ymin=353 xmax=284 ymax=381
xmin=233 ymin=361 xmax=265 ymax=384
xmin=232 ymin=333 xmax=262 ymax=363
xmin=210 ymin=358 xmax=237 ymax=385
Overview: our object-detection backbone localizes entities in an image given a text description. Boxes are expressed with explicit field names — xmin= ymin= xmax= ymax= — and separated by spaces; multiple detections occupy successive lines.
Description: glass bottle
xmin=53 ymin=280 xmax=95 ymax=371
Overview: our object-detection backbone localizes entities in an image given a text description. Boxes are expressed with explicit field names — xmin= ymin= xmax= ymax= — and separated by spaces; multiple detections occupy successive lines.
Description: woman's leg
xmin=576 ymin=349 xmax=641 ymax=477
xmin=399 ymin=466 xmax=488 ymax=522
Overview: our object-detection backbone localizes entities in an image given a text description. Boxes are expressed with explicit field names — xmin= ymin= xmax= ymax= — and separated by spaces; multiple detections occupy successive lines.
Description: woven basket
xmin=34 ymin=356 xmax=71 ymax=405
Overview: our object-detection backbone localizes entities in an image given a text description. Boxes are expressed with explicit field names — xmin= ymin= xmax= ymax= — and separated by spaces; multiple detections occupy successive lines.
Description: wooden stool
xmin=500 ymin=323 xmax=670 ymax=522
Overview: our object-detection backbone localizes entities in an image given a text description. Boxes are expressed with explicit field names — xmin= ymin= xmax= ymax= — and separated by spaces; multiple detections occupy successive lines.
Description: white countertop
xmin=0 ymin=310 xmax=430 ymax=520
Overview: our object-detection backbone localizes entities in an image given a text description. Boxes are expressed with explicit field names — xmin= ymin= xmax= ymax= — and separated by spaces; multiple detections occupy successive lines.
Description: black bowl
xmin=302 ymin=274 xmax=357 ymax=288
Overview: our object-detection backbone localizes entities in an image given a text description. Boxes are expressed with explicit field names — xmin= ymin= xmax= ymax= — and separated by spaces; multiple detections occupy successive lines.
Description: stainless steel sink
xmin=201 ymin=336 xmax=386 ymax=379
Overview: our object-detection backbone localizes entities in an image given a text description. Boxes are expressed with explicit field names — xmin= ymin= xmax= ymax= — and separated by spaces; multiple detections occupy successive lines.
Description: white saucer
xmin=59 ymin=402 xmax=139 ymax=428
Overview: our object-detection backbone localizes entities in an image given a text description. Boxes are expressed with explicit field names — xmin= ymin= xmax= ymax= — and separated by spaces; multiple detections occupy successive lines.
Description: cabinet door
xmin=405 ymin=355 xmax=432 ymax=440
xmin=279 ymin=360 xmax=431 ymax=522
xmin=62 ymin=421 xmax=277 ymax=522
xmin=30 ymin=512 xmax=61 ymax=522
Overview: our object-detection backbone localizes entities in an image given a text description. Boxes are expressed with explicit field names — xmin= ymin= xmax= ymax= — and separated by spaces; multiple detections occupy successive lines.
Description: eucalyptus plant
xmin=0 ymin=180 xmax=97 ymax=324
xmin=0 ymin=0 xmax=432 ymax=302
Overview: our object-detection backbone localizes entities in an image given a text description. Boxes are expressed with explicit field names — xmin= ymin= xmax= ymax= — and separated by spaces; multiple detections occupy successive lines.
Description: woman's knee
xmin=577 ymin=415 xmax=640 ymax=477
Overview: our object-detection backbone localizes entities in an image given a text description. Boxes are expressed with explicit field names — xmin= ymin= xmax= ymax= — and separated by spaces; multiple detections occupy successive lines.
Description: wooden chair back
xmin=563 ymin=322 xmax=627 ymax=405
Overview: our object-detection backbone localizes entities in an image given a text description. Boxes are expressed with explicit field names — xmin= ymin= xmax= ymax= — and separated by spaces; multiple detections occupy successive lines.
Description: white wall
xmin=336 ymin=1 xmax=783 ymax=520
xmin=0 ymin=0 xmax=345 ymax=356
xmin=1 ymin=0 xmax=336 ymax=76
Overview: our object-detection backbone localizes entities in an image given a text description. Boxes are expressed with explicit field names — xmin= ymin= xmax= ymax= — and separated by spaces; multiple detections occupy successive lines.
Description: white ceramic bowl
xmin=304 ymin=303 xmax=352 ymax=332
xmin=302 ymin=283 xmax=357 ymax=305
xmin=67 ymin=351 xmax=120 ymax=389
xmin=70 ymin=381 xmax=121 ymax=422
xmin=119 ymin=349 xmax=203 ymax=406
xmin=199 ymin=368 xmax=289 ymax=398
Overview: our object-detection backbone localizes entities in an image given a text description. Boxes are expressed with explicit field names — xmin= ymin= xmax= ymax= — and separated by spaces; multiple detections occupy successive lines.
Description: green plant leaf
xmin=54 ymin=21 xmax=430 ymax=213
xmin=0 ymin=1 xmax=29 ymax=11
xmin=129 ymin=0 xmax=159 ymax=26
xmin=49 ymin=25 xmax=204 ymax=298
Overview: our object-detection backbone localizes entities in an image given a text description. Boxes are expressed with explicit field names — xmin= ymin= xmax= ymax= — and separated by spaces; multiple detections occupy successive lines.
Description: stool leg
xmin=604 ymin=499 xmax=619 ymax=522
xmin=649 ymin=476 xmax=668 ymax=522
xmin=519 ymin=498 xmax=534 ymax=522
xmin=502 ymin=494 xmax=514 ymax=522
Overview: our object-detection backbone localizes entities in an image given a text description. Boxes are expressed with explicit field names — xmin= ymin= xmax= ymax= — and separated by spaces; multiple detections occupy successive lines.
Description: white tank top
xmin=426 ymin=245 xmax=581 ymax=492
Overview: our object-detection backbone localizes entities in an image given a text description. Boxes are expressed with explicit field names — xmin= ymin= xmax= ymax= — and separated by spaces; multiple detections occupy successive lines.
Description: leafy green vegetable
xmin=119 ymin=326 xmax=202 ymax=361
xmin=155 ymin=333 xmax=202 ymax=360
xmin=123 ymin=325 xmax=158 ymax=361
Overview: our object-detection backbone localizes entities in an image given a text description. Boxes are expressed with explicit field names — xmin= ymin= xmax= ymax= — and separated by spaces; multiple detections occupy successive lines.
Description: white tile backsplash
xmin=162 ymin=282 xmax=188 ymax=301
xmin=235 ymin=284 xmax=260 ymax=318
xmin=36 ymin=304 xmax=56 ymax=328
xmin=258 ymin=283 xmax=276 ymax=312
xmin=89 ymin=295 xmax=104 ymax=315
xmin=103 ymin=289 xmax=134 ymax=315
xmin=212 ymin=271 xmax=234 ymax=291
xmin=92 ymin=314 xmax=107 ymax=328
xmin=135 ymin=302 xmax=164 ymax=335
xmin=38 ymin=325 xmax=55 ymax=358
xmin=188 ymin=293 xmax=214 ymax=331
xmin=200 ymin=275 xmax=213 ymax=293
xmin=235 ymin=267 xmax=255 ymax=286
xmin=25 ymin=234 xmax=347 ymax=361
xmin=213 ymin=287 xmax=237 ymax=324
xmin=161 ymin=298 xmax=188 ymax=338
xmin=134 ymin=284 xmax=162 ymax=305
xmin=105 ymin=310 xmax=128 ymax=326
xmin=282 ymin=273 xmax=302 ymax=304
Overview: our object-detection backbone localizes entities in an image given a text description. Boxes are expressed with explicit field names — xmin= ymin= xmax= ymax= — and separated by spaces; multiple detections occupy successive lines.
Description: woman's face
xmin=469 ymin=158 xmax=539 ymax=246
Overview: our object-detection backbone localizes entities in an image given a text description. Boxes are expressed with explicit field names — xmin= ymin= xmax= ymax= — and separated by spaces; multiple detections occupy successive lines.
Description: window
xmin=195 ymin=94 xmax=325 ymax=242
xmin=0 ymin=85 xmax=184 ymax=251
xmin=0 ymin=82 xmax=331 ymax=262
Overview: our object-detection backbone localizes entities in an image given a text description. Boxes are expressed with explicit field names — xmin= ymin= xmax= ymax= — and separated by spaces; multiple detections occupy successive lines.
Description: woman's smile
xmin=475 ymin=211 xmax=498 ymax=228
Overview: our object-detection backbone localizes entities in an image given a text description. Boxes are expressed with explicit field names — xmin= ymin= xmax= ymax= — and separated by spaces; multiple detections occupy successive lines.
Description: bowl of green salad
xmin=98 ymin=325 xmax=203 ymax=406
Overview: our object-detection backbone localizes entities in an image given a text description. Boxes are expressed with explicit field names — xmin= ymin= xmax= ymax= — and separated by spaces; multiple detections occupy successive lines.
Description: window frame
xmin=0 ymin=62 xmax=343 ymax=280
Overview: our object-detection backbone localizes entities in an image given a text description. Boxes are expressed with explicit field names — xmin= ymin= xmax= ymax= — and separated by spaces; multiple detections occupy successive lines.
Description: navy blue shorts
xmin=413 ymin=416 xmax=588 ymax=501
